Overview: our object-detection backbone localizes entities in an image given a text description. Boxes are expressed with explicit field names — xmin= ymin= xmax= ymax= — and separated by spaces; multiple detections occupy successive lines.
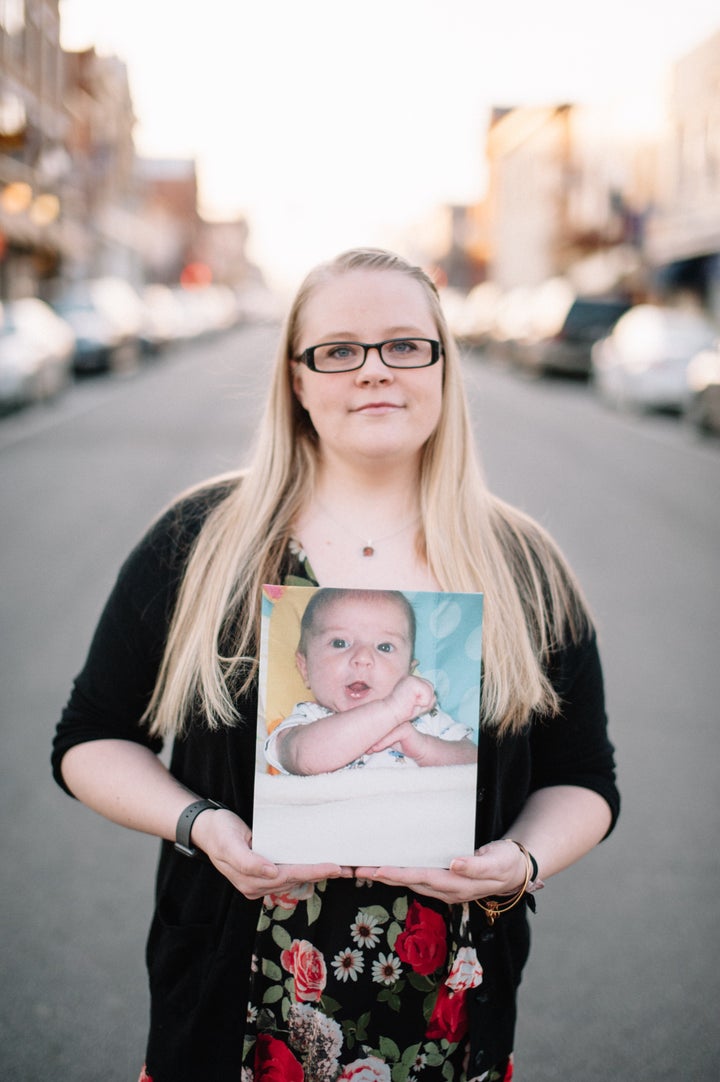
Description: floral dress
xmin=239 ymin=544 xmax=513 ymax=1082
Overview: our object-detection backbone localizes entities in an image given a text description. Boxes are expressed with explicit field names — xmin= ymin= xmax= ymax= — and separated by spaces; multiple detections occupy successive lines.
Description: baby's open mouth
xmin=346 ymin=681 xmax=370 ymax=696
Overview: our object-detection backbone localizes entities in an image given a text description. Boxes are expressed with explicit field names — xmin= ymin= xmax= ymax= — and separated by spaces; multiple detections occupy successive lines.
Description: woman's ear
xmin=291 ymin=362 xmax=307 ymax=408
xmin=295 ymin=650 xmax=310 ymax=687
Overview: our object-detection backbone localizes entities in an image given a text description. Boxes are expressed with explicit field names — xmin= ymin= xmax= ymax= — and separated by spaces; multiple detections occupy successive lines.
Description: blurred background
xmin=1 ymin=3 xmax=720 ymax=1080
xmin=1 ymin=1 xmax=720 ymax=425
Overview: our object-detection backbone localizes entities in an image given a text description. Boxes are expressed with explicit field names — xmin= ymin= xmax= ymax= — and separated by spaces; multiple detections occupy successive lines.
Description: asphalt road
xmin=1 ymin=323 xmax=718 ymax=1080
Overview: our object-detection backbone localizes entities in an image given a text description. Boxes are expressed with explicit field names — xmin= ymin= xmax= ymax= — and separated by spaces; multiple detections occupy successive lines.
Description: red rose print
xmin=503 ymin=1056 xmax=514 ymax=1081
xmin=264 ymin=882 xmax=315 ymax=910
xmin=280 ymin=938 xmax=327 ymax=1002
xmin=445 ymin=946 xmax=483 ymax=993
xmin=425 ymin=983 xmax=469 ymax=1044
xmin=254 ymin=1033 xmax=304 ymax=1081
xmin=394 ymin=900 xmax=448 ymax=976
xmin=337 ymin=1056 xmax=392 ymax=1081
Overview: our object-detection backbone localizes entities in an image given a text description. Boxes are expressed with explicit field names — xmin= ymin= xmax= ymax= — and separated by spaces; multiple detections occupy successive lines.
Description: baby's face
xmin=297 ymin=595 xmax=414 ymax=714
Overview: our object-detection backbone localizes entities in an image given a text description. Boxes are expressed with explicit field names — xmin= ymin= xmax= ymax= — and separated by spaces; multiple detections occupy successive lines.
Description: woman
xmin=52 ymin=248 xmax=619 ymax=1081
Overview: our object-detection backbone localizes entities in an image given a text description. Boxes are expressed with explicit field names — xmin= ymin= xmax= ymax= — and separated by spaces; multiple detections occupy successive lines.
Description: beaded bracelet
xmin=473 ymin=838 xmax=535 ymax=926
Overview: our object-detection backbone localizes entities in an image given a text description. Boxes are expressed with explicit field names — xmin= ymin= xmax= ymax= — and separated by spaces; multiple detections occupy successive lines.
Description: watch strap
xmin=174 ymin=798 xmax=225 ymax=858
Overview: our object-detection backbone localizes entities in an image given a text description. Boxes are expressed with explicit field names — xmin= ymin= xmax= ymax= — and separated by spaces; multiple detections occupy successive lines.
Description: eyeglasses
xmin=295 ymin=337 xmax=442 ymax=373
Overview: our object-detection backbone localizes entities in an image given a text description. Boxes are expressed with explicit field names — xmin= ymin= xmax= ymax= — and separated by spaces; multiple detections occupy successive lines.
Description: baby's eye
xmin=376 ymin=642 xmax=395 ymax=653
xmin=330 ymin=638 xmax=350 ymax=649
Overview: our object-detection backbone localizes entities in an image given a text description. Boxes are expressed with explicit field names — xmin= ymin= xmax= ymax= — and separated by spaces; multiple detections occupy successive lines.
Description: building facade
xmin=485 ymin=103 xmax=647 ymax=298
xmin=645 ymin=30 xmax=720 ymax=317
xmin=0 ymin=0 xmax=68 ymax=298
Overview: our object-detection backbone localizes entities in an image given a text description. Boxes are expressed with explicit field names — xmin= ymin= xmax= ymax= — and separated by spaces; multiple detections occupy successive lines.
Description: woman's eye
xmin=327 ymin=344 xmax=358 ymax=360
xmin=386 ymin=339 xmax=417 ymax=355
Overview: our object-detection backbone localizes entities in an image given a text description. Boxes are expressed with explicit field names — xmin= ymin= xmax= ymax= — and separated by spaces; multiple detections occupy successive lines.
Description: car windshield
xmin=0 ymin=305 xmax=19 ymax=332
xmin=56 ymin=299 xmax=94 ymax=313
xmin=564 ymin=300 xmax=629 ymax=333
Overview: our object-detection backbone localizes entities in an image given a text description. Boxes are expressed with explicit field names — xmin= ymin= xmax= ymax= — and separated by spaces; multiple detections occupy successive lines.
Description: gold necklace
xmin=317 ymin=501 xmax=421 ymax=558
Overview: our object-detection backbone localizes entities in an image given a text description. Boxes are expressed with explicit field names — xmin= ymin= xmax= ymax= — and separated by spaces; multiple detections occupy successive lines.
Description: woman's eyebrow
xmin=309 ymin=325 xmax=432 ymax=341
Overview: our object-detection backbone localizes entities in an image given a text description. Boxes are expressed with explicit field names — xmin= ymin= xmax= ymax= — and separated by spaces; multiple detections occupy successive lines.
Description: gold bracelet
xmin=506 ymin=838 xmax=535 ymax=878
xmin=473 ymin=839 xmax=533 ymax=925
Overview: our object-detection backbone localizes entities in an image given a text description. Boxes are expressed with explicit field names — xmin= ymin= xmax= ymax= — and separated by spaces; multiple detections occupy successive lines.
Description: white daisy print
xmin=351 ymin=910 xmax=382 ymax=949
xmin=371 ymin=951 xmax=403 ymax=985
xmin=246 ymin=1004 xmax=258 ymax=1024
xmin=332 ymin=947 xmax=365 ymax=982
xmin=288 ymin=538 xmax=308 ymax=562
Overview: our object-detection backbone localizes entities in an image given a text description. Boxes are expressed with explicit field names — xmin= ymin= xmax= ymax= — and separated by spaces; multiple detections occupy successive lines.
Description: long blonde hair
xmin=145 ymin=248 xmax=590 ymax=739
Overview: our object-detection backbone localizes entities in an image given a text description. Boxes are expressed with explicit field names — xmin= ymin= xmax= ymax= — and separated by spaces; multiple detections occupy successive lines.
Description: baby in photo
xmin=264 ymin=587 xmax=477 ymax=775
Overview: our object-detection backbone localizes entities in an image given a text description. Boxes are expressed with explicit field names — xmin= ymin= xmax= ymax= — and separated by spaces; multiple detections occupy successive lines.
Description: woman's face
xmin=292 ymin=269 xmax=443 ymax=470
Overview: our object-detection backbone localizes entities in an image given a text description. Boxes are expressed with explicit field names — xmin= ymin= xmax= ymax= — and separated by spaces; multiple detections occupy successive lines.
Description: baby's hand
xmin=386 ymin=674 xmax=436 ymax=723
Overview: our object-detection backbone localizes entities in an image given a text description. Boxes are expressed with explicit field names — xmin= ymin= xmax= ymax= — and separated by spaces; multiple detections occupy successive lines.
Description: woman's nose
xmin=355 ymin=346 xmax=392 ymax=383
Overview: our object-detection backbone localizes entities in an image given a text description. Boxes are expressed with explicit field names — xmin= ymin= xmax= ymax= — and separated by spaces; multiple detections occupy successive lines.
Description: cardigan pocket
xmin=146 ymin=902 xmax=218 ymax=1018
xmin=144 ymin=885 xmax=259 ymax=1082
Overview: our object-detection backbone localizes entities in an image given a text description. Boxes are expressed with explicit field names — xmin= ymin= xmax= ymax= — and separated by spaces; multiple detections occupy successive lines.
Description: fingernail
xmin=451 ymin=859 xmax=467 ymax=873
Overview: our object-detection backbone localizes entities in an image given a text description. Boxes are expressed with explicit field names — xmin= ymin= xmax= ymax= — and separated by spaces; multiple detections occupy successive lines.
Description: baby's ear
xmin=295 ymin=650 xmax=310 ymax=686
xmin=410 ymin=658 xmax=419 ymax=673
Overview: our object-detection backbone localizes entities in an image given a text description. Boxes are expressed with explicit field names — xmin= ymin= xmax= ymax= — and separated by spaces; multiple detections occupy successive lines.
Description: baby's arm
xmin=275 ymin=675 xmax=435 ymax=775
xmin=369 ymin=723 xmax=477 ymax=766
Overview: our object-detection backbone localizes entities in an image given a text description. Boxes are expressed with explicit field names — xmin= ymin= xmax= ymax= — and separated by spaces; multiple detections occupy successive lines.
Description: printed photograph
xmin=253 ymin=585 xmax=483 ymax=866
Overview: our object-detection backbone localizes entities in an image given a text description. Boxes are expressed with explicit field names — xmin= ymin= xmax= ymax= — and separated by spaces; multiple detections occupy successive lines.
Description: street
xmin=1 ymin=323 xmax=718 ymax=1080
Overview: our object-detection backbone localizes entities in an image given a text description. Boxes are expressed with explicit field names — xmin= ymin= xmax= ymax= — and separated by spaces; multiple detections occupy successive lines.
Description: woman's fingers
xmin=451 ymin=839 xmax=529 ymax=893
xmin=206 ymin=818 xmax=528 ymax=904
xmin=354 ymin=865 xmax=476 ymax=904
xmin=355 ymin=841 xmax=529 ymax=904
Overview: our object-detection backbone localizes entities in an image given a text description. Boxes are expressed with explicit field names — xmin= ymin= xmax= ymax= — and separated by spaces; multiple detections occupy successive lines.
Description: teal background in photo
xmin=405 ymin=591 xmax=483 ymax=740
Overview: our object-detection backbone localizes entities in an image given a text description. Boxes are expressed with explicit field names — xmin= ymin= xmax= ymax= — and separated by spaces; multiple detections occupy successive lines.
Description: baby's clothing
xmin=264 ymin=700 xmax=473 ymax=773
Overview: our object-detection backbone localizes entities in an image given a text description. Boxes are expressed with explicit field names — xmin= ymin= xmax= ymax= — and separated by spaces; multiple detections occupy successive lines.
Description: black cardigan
xmin=52 ymin=484 xmax=619 ymax=1081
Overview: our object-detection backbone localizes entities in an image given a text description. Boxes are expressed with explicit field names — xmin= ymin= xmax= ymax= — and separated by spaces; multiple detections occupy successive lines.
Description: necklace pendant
xmin=362 ymin=544 xmax=375 ymax=557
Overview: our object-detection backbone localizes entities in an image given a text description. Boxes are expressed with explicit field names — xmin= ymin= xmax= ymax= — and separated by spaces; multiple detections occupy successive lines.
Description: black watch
xmin=174 ymin=798 xmax=226 ymax=858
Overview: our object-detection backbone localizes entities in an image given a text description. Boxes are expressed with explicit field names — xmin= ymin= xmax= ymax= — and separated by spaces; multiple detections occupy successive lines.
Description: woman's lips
xmin=351 ymin=401 xmax=403 ymax=415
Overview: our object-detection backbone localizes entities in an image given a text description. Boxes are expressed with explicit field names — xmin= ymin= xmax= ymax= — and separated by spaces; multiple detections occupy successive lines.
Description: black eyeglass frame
xmin=295 ymin=337 xmax=443 ymax=373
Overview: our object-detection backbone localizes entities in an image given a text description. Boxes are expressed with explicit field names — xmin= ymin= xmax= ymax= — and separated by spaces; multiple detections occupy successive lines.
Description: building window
xmin=0 ymin=0 xmax=25 ymax=36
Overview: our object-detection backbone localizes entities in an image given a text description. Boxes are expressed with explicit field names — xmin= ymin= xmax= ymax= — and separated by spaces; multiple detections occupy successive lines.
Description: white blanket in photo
xmin=252 ymin=762 xmax=477 ymax=868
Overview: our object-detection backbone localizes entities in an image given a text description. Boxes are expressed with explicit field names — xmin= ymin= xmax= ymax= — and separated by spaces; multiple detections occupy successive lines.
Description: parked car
xmin=52 ymin=278 xmax=142 ymax=373
xmin=517 ymin=295 xmax=631 ymax=377
xmin=685 ymin=343 xmax=720 ymax=436
xmin=234 ymin=283 xmax=283 ymax=325
xmin=142 ymin=284 xmax=188 ymax=348
xmin=0 ymin=298 xmax=75 ymax=410
xmin=487 ymin=285 xmax=535 ymax=363
xmin=591 ymin=304 xmax=717 ymax=412
xmin=451 ymin=281 xmax=502 ymax=346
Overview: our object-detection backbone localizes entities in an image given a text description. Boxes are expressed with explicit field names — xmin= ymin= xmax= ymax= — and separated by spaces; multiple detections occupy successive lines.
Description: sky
xmin=59 ymin=0 xmax=720 ymax=289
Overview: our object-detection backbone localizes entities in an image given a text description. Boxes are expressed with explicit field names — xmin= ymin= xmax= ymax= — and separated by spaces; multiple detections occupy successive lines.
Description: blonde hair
xmin=145 ymin=248 xmax=590 ymax=739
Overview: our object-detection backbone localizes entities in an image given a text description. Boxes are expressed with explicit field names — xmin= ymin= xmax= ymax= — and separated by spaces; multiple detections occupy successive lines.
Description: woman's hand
xmin=192 ymin=807 xmax=350 ymax=900
xmin=355 ymin=838 xmax=528 ymax=905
